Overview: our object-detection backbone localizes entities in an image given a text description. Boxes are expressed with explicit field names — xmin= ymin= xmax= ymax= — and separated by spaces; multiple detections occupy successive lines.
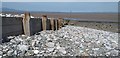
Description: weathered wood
xmin=55 ymin=19 xmax=58 ymax=30
xmin=30 ymin=18 xmax=42 ymax=35
xmin=61 ymin=18 xmax=64 ymax=26
xmin=50 ymin=18 xmax=54 ymax=30
xmin=58 ymin=18 xmax=63 ymax=29
xmin=42 ymin=15 xmax=47 ymax=31
xmin=0 ymin=16 xmax=2 ymax=44
xmin=22 ymin=12 xmax=30 ymax=36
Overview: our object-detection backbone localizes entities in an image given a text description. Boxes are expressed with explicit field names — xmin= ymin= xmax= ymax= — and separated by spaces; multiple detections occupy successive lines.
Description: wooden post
xmin=55 ymin=19 xmax=58 ymax=30
xmin=58 ymin=18 xmax=60 ymax=30
xmin=50 ymin=18 xmax=54 ymax=30
xmin=61 ymin=18 xmax=64 ymax=26
xmin=58 ymin=18 xmax=63 ymax=29
xmin=22 ymin=12 xmax=30 ymax=36
xmin=42 ymin=15 xmax=47 ymax=31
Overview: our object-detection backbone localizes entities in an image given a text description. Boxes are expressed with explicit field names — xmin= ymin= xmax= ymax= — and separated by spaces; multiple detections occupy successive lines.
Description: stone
xmin=3 ymin=54 xmax=7 ymax=57
xmin=105 ymin=52 xmax=110 ymax=56
xmin=96 ymin=41 xmax=100 ymax=44
xmin=56 ymin=45 xmax=61 ymax=49
xmin=31 ymin=40 xmax=36 ymax=47
xmin=75 ymin=41 xmax=79 ymax=44
xmin=37 ymin=37 xmax=42 ymax=40
xmin=0 ymin=56 xmax=2 ymax=58
xmin=34 ymin=50 xmax=39 ymax=54
xmin=0 ymin=25 xmax=118 ymax=56
xmin=21 ymin=35 xmax=25 ymax=37
xmin=25 ymin=50 xmax=34 ymax=56
xmin=82 ymin=52 xmax=89 ymax=56
xmin=26 ymin=36 xmax=31 ymax=39
xmin=69 ymin=39 xmax=72 ymax=41
xmin=46 ymin=42 xmax=55 ymax=47
xmin=81 ymin=39 xmax=84 ymax=42
xmin=7 ymin=36 xmax=15 ymax=39
xmin=0 ymin=51 xmax=3 ymax=55
xmin=92 ymin=48 xmax=99 ymax=51
xmin=7 ymin=50 xmax=14 ymax=56
xmin=3 ymin=48 xmax=9 ymax=53
xmin=79 ymin=50 xmax=84 ymax=53
xmin=109 ymin=50 xmax=118 ymax=56
xmin=40 ymin=51 xmax=44 ymax=53
xmin=58 ymin=47 xmax=66 ymax=54
xmin=13 ymin=50 xmax=17 ymax=55
xmin=80 ymin=44 xmax=84 ymax=48
xmin=10 ymin=39 xmax=16 ymax=43
xmin=17 ymin=45 xmax=29 ymax=51
xmin=47 ymin=48 xmax=54 ymax=52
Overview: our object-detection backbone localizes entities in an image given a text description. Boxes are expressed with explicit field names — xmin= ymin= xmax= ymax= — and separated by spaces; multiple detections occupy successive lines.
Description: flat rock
xmin=46 ymin=42 xmax=55 ymax=47
xmin=34 ymin=50 xmax=39 ymax=54
xmin=58 ymin=47 xmax=66 ymax=54
xmin=47 ymin=48 xmax=54 ymax=52
xmin=17 ymin=45 xmax=29 ymax=51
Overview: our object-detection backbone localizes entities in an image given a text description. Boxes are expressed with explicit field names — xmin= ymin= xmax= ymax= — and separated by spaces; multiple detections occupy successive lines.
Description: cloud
xmin=2 ymin=0 xmax=120 ymax=2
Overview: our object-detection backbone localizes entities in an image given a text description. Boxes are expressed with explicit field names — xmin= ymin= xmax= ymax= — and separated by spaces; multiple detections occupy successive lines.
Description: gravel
xmin=0 ymin=25 xmax=119 ymax=56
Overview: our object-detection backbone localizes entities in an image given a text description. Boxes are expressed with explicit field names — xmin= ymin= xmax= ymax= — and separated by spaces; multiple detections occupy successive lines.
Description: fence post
xmin=42 ymin=15 xmax=47 ymax=31
xmin=55 ymin=19 xmax=58 ymax=30
xmin=22 ymin=12 xmax=30 ymax=36
xmin=58 ymin=18 xmax=63 ymax=29
xmin=50 ymin=18 xmax=54 ymax=30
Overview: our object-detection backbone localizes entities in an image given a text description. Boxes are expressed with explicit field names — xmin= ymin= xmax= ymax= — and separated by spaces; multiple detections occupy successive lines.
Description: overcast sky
xmin=2 ymin=0 xmax=120 ymax=2
xmin=2 ymin=2 xmax=118 ymax=12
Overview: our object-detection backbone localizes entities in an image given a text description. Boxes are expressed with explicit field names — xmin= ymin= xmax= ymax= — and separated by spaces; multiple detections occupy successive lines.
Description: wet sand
xmin=65 ymin=20 xmax=118 ymax=33
xmin=31 ymin=12 xmax=118 ymax=22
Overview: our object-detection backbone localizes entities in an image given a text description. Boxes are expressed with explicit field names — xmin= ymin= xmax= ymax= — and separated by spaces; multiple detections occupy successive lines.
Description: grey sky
xmin=2 ymin=0 xmax=120 ymax=2
xmin=2 ymin=2 xmax=118 ymax=12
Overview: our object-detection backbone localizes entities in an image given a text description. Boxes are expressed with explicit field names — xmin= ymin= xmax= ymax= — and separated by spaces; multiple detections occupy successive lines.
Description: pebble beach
xmin=0 ymin=25 xmax=119 ymax=57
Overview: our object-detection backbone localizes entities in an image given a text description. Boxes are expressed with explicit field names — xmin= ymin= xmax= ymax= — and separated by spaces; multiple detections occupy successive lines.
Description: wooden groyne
xmin=1 ymin=12 xmax=64 ymax=42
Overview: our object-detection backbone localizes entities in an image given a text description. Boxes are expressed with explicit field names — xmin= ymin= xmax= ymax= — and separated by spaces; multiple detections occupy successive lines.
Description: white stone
xmin=80 ymin=44 xmax=84 ymax=48
xmin=10 ymin=39 xmax=16 ymax=43
xmin=86 ymin=49 xmax=89 ymax=51
xmin=96 ymin=41 xmax=100 ymax=44
xmin=31 ymin=40 xmax=36 ymax=47
xmin=56 ymin=45 xmax=61 ymax=49
xmin=70 ymin=39 xmax=72 ymax=41
xmin=0 ymin=51 xmax=3 ymax=55
xmin=14 ymin=50 xmax=17 ymax=55
xmin=79 ymin=50 xmax=84 ymax=53
xmin=47 ymin=38 xmax=52 ymax=41
xmin=104 ymin=44 xmax=112 ymax=50
xmin=17 ymin=45 xmax=29 ymax=51
xmin=47 ymin=48 xmax=54 ymax=52
xmin=46 ymin=42 xmax=55 ymax=47
xmin=21 ymin=35 xmax=25 ymax=37
xmin=92 ymin=48 xmax=99 ymax=51
xmin=106 ymin=52 xmax=110 ymax=56
xmin=34 ymin=50 xmax=39 ymax=54
xmin=40 ymin=51 xmax=44 ymax=53
xmin=75 ymin=41 xmax=79 ymax=44
xmin=0 ymin=56 xmax=2 ymax=58
xmin=7 ymin=50 xmax=14 ymax=56
xmin=81 ymin=39 xmax=84 ymax=42
xmin=58 ymin=47 xmax=66 ymax=54
xmin=27 ymin=36 xmax=31 ymax=39
xmin=38 ymin=37 xmax=41 ymax=40
xmin=62 ymin=50 xmax=67 ymax=54
xmin=7 ymin=36 xmax=14 ymax=39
